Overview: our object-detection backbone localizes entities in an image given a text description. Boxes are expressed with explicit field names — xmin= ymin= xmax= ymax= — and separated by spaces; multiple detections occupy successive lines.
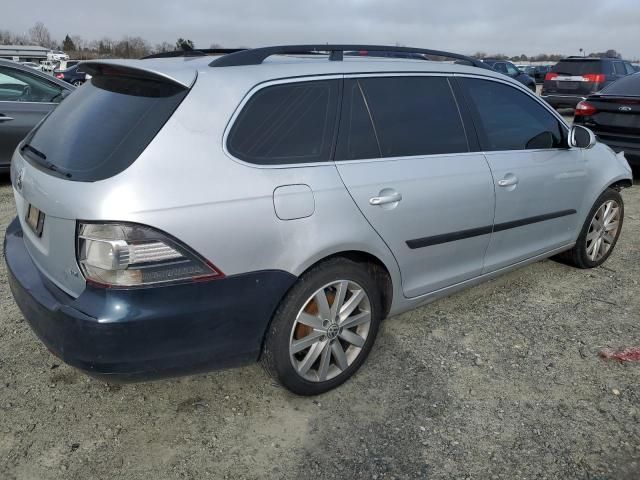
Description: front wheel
xmin=561 ymin=189 xmax=624 ymax=268
xmin=261 ymin=258 xmax=382 ymax=395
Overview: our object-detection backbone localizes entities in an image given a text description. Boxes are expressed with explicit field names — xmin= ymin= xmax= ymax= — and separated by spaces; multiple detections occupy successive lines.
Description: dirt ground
xmin=1 ymin=173 xmax=639 ymax=480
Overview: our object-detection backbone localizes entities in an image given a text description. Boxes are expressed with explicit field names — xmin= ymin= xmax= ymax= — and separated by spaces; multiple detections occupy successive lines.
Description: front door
xmin=335 ymin=75 xmax=495 ymax=298
xmin=459 ymin=76 xmax=590 ymax=272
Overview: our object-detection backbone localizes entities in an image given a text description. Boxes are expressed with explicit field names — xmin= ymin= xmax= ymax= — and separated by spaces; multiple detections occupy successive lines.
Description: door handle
xmin=497 ymin=175 xmax=519 ymax=187
xmin=369 ymin=192 xmax=402 ymax=205
xmin=0 ymin=116 xmax=14 ymax=123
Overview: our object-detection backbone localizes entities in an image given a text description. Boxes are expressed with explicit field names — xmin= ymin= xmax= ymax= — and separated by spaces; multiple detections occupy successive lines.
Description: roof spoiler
xmin=207 ymin=44 xmax=491 ymax=70
xmin=80 ymin=61 xmax=194 ymax=88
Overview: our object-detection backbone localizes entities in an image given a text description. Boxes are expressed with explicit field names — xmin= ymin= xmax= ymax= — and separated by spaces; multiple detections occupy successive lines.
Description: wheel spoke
xmin=590 ymin=238 xmax=602 ymax=260
xmin=604 ymin=206 xmax=618 ymax=225
xmin=314 ymin=289 xmax=331 ymax=320
xmin=291 ymin=330 xmax=325 ymax=354
xmin=586 ymin=230 xmax=599 ymax=241
xmin=340 ymin=311 xmax=371 ymax=329
xmin=604 ymin=220 xmax=619 ymax=232
xmin=317 ymin=342 xmax=332 ymax=381
xmin=330 ymin=281 xmax=348 ymax=320
xmin=331 ymin=341 xmax=349 ymax=371
xmin=339 ymin=289 xmax=365 ymax=320
xmin=298 ymin=340 xmax=327 ymax=375
xmin=297 ymin=312 xmax=324 ymax=329
xmin=339 ymin=329 xmax=365 ymax=348
xmin=603 ymin=233 xmax=615 ymax=244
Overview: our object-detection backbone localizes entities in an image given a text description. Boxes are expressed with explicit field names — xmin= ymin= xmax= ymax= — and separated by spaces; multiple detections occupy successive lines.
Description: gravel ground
xmin=1 ymin=173 xmax=639 ymax=480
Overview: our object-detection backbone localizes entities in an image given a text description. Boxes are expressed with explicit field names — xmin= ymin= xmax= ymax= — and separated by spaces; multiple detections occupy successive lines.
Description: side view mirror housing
xmin=569 ymin=125 xmax=597 ymax=149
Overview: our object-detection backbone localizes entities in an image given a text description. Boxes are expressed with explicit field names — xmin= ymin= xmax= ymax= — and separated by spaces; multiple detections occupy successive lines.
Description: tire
xmin=261 ymin=257 xmax=383 ymax=395
xmin=560 ymin=189 xmax=624 ymax=269
xmin=72 ymin=80 xmax=83 ymax=87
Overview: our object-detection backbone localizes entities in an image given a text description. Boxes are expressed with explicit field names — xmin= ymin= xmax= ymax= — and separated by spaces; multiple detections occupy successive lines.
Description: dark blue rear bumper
xmin=4 ymin=217 xmax=296 ymax=381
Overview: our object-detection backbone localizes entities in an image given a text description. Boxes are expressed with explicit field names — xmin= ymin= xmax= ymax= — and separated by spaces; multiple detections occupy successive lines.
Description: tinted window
xmin=335 ymin=81 xmax=380 ymax=160
xmin=624 ymin=63 xmax=636 ymax=75
xmin=493 ymin=63 xmax=508 ymax=74
xmin=24 ymin=75 xmax=187 ymax=181
xmin=462 ymin=78 xmax=565 ymax=151
xmin=0 ymin=66 xmax=64 ymax=103
xmin=228 ymin=80 xmax=339 ymax=165
xmin=343 ymin=76 xmax=468 ymax=158
xmin=601 ymin=73 xmax=640 ymax=96
xmin=505 ymin=63 xmax=519 ymax=76
xmin=552 ymin=60 xmax=604 ymax=75
xmin=614 ymin=62 xmax=626 ymax=75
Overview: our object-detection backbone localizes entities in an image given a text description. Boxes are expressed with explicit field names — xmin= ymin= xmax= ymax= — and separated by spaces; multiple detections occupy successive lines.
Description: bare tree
xmin=29 ymin=22 xmax=52 ymax=48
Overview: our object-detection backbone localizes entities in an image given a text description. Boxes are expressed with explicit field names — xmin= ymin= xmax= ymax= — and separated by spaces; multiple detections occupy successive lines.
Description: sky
xmin=3 ymin=0 xmax=640 ymax=59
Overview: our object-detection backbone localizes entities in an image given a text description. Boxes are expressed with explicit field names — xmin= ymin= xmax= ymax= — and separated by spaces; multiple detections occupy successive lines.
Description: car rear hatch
xmin=580 ymin=95 xmax=640 ymax=152
xmin=544 ymin=59 xmax=606 ymax=96
xmin=11 ymin=60 xmax=195 ymax=298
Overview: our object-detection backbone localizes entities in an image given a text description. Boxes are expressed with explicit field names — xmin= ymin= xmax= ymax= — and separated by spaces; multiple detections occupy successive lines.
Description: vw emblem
xmin=618 ymin=106 xmax=632 ymax=112
xmin=15 ymin=168 xmax=24 ymax=191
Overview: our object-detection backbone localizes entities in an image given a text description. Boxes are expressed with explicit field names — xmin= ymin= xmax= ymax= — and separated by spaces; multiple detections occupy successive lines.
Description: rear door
xmin=459 ymin=76 xmax=590 ymax=271
xmin=335 ymin=75 xmax=495 ymax=298
xmin=0 ymin=65 xmax=66 ymax=167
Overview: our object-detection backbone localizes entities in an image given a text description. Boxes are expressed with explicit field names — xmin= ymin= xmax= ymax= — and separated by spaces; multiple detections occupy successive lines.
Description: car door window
xmin=461 ymin=77 xmax=565 ymax=151
xmin=227 ymin=80 xmax=339 ymax=165
xmin=505 ymin=63 xmax=519 ymax=76
xmin=614 ymin=62 xmax=626 ymax=75
xmin=493 ymin=63 xmax=508 ymax=74
xmin=0 ymin=66 xmax=65 ymax=103
xmin=336 ymin=76 xmax=468 ymax=160
xmin=623 ymin=63 xmax=635 ymax=75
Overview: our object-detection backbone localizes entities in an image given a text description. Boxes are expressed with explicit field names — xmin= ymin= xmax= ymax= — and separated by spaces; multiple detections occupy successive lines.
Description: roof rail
xmin=208 ymin=44 xmax=491 ymax=69
xmin=142 ymin=48 xmax=245 ymax=60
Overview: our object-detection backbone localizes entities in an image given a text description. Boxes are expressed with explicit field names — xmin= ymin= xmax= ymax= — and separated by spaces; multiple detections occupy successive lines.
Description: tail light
xmin=55 ymin=73 xmax=64 ymax=79
xmin=545 ymin=72 xmax=558 ymax=81
xmin=575 ymin=101 xmax=597 ymax=117
xmin=583 ymin=73 xmax=606 ymax=83
xmin=76 ymin=222 xmax=223 ymax=287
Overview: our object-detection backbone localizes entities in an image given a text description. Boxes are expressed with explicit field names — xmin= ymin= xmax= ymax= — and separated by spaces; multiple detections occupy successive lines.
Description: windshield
xmin=552 ymin=60 xmax=603 ymax=75
xmin=601 ymin=73 xmax=640 ymax=96
xmin=22 ymin=75 xmax=188 ymax=182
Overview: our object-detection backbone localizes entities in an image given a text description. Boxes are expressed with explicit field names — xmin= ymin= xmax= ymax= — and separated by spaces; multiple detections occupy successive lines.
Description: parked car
xmin=632 ymin=64 xmax=640 ymax=73
xmin=5 ymin=45 xmax=632 ymax=395
xmin=541 ymin=57 xmax=636 ymax=109
xmin=533 ymin=65 xmax=552 ymax=83
xmin=54 ymin=64 xmax=89 ymax=86
xmin=482 ymin=59 xmax=536 ymax=91
xmin=56 ymin=60 xmax=80 ymax=71
xmin=39 ymin=60 xmax=59 ymax=73
xmin=0 ymin=59 xmax=74 ymax=172
xmin=517 ymin=65 xmax=536 ymax=77
xmin=573 ymin=72 xmax=640 ymax=167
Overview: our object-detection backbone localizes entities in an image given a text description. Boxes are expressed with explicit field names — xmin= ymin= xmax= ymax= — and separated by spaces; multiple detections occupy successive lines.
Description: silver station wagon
xmin=4 ymin=45 xmax=633 ymax=395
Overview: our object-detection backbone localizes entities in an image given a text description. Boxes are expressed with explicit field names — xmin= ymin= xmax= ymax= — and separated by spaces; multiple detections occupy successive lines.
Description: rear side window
xmin=601 ymin=73 xmax=640 ymax=96
xmin=227 ymin=80 xmax=339 ymax=165
xmin=23 ymin=75 xmax=187 ymax=181
xmin=461 ymin=78 xmax=565 ymax=151
xmin=552 ymin=60 xmax=604 ymax=75
xmin=614 ymin=62 xmax=626 ymax=75
xmin=336 ymin=76 xmax=468 ymax=160
xmin=624 ymin=63 xmax=636 ymax=75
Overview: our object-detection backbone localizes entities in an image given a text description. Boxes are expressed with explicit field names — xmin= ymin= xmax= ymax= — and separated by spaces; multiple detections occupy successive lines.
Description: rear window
xmin=552 ymin=60 xmax=604 ymax=76
xmin=23 ymin=75 xmax=187 ymax=182
xmin=601 ymin=73 xmax=640 ymax=96
xmin=227 ymin=80 xmax=339 ymax=165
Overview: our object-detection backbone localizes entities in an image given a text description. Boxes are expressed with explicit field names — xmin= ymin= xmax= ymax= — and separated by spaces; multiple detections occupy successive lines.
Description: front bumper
xmin=4 ymin=217 xmax=296 ymax=381
xmin=540 ymin=93 xmax=585 ymax=108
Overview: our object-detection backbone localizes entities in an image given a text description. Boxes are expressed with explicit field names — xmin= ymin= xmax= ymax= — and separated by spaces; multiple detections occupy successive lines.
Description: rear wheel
xmin=560 ymin=189 xmax=623 ymax=268
xmin=261 ymin=258 xmax=382 ymax=395
xmin=72 ymin=80 xmax=83 ymax=87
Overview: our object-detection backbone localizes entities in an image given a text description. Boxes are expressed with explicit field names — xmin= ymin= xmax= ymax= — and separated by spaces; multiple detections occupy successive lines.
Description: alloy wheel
xmin=586 ymin=199 xmax=620 ymax=262
xmin=289 ymin=280 xmax=371 ymax=382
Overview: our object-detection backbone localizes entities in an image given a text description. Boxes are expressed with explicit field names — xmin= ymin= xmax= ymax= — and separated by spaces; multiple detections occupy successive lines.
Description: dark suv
xmin=541 ymin=57 xmax=635 ymax=109
xmin=482 ymin=59 xmax=536 ymax=92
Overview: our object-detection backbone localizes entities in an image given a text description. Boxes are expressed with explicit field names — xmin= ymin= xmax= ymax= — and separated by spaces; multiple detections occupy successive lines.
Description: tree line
xmin=0 ymin=22 xmax=630 ymax=61
xmin=0 ymin=22 xmax=215 ymax=59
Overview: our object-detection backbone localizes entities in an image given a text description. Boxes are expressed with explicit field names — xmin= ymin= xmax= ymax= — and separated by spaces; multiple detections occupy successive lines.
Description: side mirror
xmin=569 ymin=125 xmax=596 ymax=149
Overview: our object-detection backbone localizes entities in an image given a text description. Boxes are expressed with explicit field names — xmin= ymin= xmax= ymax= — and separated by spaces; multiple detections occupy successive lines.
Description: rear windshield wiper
xmin=21 ymin=144 xmax=72 ymax=178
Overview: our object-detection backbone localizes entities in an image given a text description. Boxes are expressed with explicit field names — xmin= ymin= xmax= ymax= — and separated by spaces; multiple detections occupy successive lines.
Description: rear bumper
xmin=540 ymin=94 xmax=585 ymax=108
xmin=4 ymin=217 xmax=296 ymax=381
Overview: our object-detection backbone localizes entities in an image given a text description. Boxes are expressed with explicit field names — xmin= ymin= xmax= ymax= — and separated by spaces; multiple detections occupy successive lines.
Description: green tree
xmin=176 ymin=38 xmax=195 ymax=51
xmin=62 ymin=34 xmax=76 ymax=52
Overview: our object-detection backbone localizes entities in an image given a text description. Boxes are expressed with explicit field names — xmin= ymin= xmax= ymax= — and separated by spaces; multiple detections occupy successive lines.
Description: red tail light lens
xmin=575 ymin=101 xmax=597 ymax=117
xmin=55 ymin=73 xmax=63 ymax=79
xmin=583 ymin=73 xmax=606 ymax=83
xmin=545 ymin=72 xmax=558 ymax=81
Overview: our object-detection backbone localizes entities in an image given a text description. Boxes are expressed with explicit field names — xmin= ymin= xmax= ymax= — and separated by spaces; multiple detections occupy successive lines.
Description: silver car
xmin=4 ymin=45 xmax=633 ymax=395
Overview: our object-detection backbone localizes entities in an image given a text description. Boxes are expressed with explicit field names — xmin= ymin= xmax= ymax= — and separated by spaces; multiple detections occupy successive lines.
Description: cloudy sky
xmin=3 ymin=0 xmax=640 ymax=59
